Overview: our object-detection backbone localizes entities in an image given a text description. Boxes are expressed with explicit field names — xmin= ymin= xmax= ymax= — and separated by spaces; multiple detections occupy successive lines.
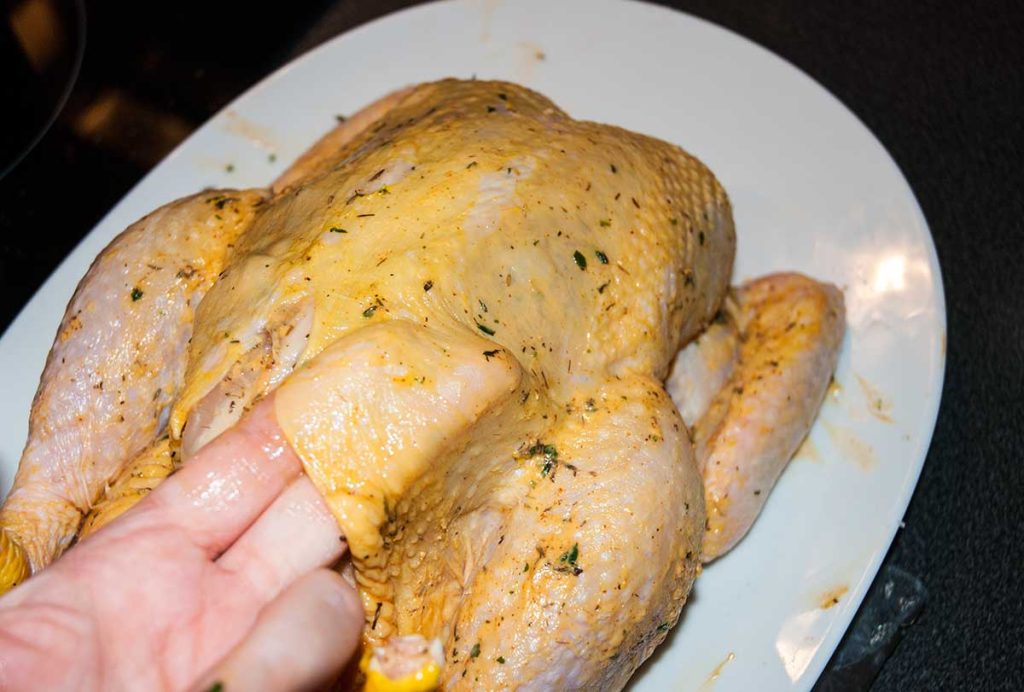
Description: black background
xmin=1 ymin=1 xmax=1021 ymax=688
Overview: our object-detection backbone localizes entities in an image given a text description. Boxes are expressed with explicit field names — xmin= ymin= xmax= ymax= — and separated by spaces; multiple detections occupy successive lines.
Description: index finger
xmin=130 ymin=396 xmax=303 ymax=557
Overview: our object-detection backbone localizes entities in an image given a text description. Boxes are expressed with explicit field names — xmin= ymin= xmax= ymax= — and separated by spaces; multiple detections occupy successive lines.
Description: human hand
xmin=0 ymin=397 xmax=362 ymax=691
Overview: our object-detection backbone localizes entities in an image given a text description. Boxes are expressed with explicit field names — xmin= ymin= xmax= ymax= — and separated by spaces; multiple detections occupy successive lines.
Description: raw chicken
xmin=0 ymin=79 xmax=843 ymax=689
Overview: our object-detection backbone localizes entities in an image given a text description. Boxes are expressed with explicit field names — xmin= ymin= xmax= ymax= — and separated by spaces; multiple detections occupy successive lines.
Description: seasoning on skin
xmin=526 ymin=442 xmax=559 ymax=477
xmin=598 ymin=219 xmax=611 ymax=227
xmin=483 ymin=349 xmax=500 ymax=361
xmin=470 ymin=643 xmax=481 ymax=658
xmin=476 ymin=322 xmax=496 ymax=336
xmin=496 ymin=656 xmax=506 ymax=664
xmin=574 ymin=251 xmax=587 ymax=270
xmin=423 ymin=280 xmax=434 ymax=291
xmin=329 ymin=227 xmax=348 ymax=233
xmin=595 ymin=250 xmax=609 ymax=264
xmin=130 ymin=287 xmax=143 ymax=302
xmin=206 ymin=683 xmax=224 ymax=692
xmin=598 ymin=282 xmax=610 ymax=294
xmin=363 ymin=305 xmax=378 ymax=318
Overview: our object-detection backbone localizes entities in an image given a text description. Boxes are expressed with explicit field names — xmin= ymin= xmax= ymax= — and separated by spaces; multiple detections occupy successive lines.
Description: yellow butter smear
xmin=0 ymin=529 xmax=29 ymax=592
xmin=363 ymin=659 xmax=441 ymax=692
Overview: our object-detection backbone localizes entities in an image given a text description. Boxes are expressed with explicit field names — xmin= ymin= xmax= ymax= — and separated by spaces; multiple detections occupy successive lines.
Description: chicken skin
xmin=0 ymin=79 xmax=843 ymax=689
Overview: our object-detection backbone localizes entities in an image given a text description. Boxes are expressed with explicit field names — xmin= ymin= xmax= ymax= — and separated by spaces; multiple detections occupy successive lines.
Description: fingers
xmin=194 ymin=569 xmax=363 ymax=692
xmin=216 ymin=476 xmax=346 ymax=602
xmin=138 ymin=397 xmax=304 ymax=557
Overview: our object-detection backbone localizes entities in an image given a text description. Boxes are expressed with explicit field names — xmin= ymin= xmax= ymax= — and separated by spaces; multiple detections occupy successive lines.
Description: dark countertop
xmin=1 ymin=0 xmax=1021 ymax=688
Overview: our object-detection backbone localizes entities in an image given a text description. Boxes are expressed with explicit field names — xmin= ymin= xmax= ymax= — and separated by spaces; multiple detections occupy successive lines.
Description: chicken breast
xmin=169 ymin=79 xmax=731 ymax=688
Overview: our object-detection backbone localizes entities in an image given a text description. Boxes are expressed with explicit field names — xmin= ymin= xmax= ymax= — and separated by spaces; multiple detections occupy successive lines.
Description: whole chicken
xmin=0 ymin=80 xmax=843 ymax=689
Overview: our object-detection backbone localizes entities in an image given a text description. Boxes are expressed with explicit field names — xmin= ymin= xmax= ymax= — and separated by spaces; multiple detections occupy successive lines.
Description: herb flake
xmin=573 ymin=251 xmax=587 ymax=270
xmin=130 ymin=287 xmax=144 ymax=302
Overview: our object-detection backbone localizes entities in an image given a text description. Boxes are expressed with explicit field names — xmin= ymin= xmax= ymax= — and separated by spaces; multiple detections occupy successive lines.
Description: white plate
xmin=0 ymin=1 xmax=945 ymax=689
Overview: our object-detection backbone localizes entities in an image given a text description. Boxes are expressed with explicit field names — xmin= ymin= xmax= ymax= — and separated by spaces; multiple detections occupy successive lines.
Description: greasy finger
xmin=194 ymin=569 xmax=363 ymax=692
xmin=217 ymin=476 xmax=345 ymax=602
xmin=138 ymin=397 xmax=303 ymax=557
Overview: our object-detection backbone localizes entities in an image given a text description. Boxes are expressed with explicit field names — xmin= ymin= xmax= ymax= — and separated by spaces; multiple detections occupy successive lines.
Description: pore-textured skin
xmin=174 ymin=79 xmax=733 ymax=688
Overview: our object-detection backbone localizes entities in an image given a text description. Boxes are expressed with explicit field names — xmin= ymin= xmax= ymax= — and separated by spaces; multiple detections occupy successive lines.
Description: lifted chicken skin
xmin=0 ymin=79 xmax=843 ymax=688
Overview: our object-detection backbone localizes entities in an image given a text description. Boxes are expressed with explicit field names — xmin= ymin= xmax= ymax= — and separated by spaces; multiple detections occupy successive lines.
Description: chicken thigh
xmin=0 ymin=79 xmax=843 ymax=689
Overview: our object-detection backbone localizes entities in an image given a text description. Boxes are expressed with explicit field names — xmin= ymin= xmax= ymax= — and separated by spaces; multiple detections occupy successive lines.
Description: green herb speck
xmin=362 ymin=305 xmax=378 ymax=318
xmin=476 ymin=322 xmax=496 ymax=336
xmin=130 ymin=287 xmax=143 ymax=302
xmin=573 ymin=251 xmax=587 ymax=270
xmin=496 ymin=656 xmax=506 ymax=664
xmin=595 ymin=250 xmax=609 ymax=264
xmin=470 ymin=642 xmax=481 ymax=659
xmin=559 ymin=543 xmax=579 ymax=566
xmin=329 ymin=227 xmax=348 ymax=233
